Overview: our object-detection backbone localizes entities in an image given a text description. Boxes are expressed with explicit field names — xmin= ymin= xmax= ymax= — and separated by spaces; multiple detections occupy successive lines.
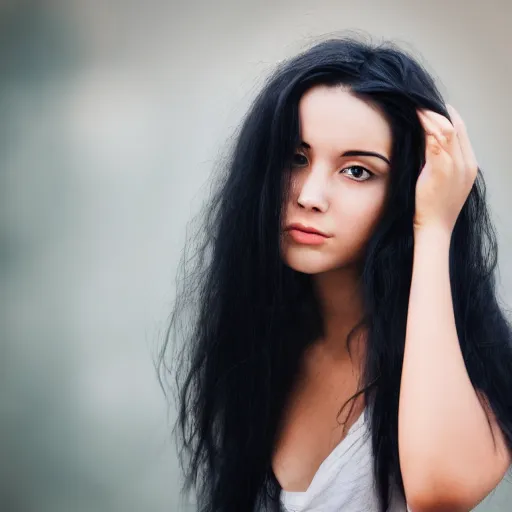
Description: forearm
xmin=399 ymin=225 xmax=494 ymax=497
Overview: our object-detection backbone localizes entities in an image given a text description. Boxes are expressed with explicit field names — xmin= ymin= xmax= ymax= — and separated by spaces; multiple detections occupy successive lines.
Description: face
xmin=281 ymin=85 xmax=393 ymax=275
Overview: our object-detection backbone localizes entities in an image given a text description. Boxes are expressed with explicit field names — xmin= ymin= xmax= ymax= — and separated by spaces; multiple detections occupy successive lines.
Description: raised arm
xmin=398 ymin=106 xmax=511 ymax=512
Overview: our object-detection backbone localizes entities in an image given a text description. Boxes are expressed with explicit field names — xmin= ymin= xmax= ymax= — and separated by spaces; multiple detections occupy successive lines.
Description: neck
xmin=311 ymin=265 xmax=366 ymax=362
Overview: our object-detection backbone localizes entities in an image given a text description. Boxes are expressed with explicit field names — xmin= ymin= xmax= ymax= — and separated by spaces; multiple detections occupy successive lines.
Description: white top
xmin=279 ymin=410 xmax=410 ymax=512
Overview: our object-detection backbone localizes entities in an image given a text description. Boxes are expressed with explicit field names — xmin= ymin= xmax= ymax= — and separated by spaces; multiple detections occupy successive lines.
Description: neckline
xmin=279 ymin=408 xmax=367 ymax=496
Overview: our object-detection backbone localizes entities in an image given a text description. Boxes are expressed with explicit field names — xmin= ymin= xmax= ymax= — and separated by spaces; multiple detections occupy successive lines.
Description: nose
xmin=296 ymin=171 xmax=329 ymax=212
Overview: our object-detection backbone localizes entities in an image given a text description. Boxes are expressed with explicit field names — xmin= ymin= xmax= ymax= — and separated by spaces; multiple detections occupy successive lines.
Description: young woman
xmin=160 ymin=36 xmax=512 ymax=511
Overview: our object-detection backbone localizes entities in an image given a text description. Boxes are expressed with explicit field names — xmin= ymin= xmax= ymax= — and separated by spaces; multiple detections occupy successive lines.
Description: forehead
xmin=297 ymin=85 xmax=392 ymax=156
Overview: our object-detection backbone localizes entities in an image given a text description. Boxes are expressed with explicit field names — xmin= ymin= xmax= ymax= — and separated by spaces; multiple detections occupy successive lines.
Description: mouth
xmin=285 ymin=223 xmax=331 ymax=245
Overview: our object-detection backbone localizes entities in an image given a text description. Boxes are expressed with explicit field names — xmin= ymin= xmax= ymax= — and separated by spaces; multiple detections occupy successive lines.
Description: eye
xmin=340 ymin=165 xmax=374 ymax=182
xmin=291 ymin=153 xmax=308 ymax=168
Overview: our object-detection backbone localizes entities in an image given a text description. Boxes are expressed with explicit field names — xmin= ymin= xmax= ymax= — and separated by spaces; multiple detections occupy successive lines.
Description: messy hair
xmin=159 ymin=35 xmax=512 ymax=511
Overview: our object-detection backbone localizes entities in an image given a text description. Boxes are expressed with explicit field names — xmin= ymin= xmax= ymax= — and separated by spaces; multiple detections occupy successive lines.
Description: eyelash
xmin=290 ymin=153 xmax=374 ymax=182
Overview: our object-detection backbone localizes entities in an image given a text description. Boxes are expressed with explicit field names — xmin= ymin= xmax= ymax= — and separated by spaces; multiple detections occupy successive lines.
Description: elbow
xmin=402 ymin=446 xmax=511 ymax=511
xmin=404 ymin=471 xmax=473 ymax=512
xmin=406 ymin=493 xmax=471 ymax=512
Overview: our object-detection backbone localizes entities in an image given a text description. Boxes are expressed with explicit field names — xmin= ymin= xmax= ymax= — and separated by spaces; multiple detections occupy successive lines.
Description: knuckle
xmin=429 ymin=142 xmax=442 ymax=155
xmin=441 ymin=124 xmax=455 ymax=137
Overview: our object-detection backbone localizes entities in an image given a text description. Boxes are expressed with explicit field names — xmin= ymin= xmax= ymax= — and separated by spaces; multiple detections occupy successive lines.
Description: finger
xmin=418 ymin=110 xmax=447 ymax=145
xmin=418 ymin=109 xmax=445 ymax=156
xmin=418 ymin=109 xmax=465 ymax=173
xmin=446 ymin=105 xmax=479 ymax=177
xmin=426 ymin=134 xmax=442 ymax=156
xmin=419 ymin=109 xmax=456 ymax=147
xmin=425 ymin=134 xmax=452 ymax=174
xmin=429 ymin=108 xmax=466 ymax=172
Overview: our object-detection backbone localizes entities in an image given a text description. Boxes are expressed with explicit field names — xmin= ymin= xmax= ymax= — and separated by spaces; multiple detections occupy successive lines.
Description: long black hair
xmin=159 ymin=35 xmax=512 ymax=511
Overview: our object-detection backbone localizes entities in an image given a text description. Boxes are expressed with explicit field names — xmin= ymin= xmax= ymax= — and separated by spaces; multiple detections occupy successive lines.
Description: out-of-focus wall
xmin=1 ymin=1 xmax=510 ymax=511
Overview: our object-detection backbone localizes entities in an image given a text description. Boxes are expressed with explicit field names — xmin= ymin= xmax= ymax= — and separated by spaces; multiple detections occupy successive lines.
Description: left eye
xmin=341 ymin=166 xmax=373 ymax=181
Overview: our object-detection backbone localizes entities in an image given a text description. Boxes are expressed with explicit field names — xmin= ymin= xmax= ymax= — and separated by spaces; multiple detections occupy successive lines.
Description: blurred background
xmin=1 ymin=0 xmax=510 ymax=511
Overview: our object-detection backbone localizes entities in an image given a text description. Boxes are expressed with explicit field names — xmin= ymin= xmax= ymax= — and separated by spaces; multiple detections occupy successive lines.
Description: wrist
xmin=413 ymin=223 xmax=452 ymax=248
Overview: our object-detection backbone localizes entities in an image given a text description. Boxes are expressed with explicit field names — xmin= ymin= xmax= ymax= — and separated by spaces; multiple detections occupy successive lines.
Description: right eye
xmin=291 ymin=153 xmax=308 ymax=168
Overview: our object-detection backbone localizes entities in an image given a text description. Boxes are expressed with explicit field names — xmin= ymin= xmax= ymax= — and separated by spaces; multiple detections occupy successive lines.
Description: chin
xmin=282 ymin=252 xmax=341 ymax=275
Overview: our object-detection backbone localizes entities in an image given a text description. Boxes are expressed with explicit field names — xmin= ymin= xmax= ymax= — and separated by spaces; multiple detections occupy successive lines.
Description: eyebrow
xmin=299 ymin=141 xmax=391 ymax=165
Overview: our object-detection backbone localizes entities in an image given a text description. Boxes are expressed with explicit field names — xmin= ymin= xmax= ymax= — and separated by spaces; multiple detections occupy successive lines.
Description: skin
xmin=281 ymin=85 xmax=392 ymax=359
xmin=277 ymin=86 xmax=511 ymax=510
xmin=275 ymin=85 xmax=392 ymax=492
xmin=400 ymin=106 xmax=511 ymax=511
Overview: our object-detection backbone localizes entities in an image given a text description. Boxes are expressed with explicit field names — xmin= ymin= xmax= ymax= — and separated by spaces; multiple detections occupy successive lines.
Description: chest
xmin=271 ymin=352 xmax=364 ymax=492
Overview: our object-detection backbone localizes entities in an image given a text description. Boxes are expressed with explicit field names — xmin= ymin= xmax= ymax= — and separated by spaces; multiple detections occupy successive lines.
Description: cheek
xmin=333 ymin=185 xmax=388 ymax=243
xmin=279 ymin=183 xmax=389 ymax=273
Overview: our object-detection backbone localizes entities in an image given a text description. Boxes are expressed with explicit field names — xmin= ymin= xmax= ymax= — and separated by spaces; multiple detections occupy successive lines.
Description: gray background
xmin=1 ymin=0 xmax=510 ymax=511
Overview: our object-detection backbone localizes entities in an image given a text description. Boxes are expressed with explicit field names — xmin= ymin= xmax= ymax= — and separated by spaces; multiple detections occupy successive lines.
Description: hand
xmin=414 ymin=105 xmax=478 ymax=235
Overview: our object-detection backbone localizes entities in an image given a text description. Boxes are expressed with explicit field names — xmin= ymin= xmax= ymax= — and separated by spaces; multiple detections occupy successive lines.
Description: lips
xmin=286 ymin=223 xmax=330 ymax=237
xmin=285 ymin=223 xmax=331 ymax=245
